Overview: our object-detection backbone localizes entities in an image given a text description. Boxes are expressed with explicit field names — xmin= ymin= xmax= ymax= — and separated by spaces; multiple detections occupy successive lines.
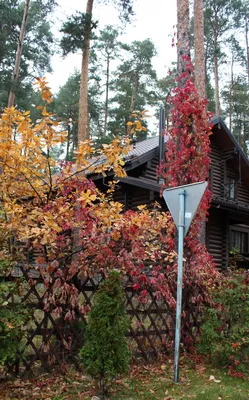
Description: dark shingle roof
xmin=126 ymin=136 xmax=159 ymax=158
xmin=125 ymin=117 xmax=249 ymax=168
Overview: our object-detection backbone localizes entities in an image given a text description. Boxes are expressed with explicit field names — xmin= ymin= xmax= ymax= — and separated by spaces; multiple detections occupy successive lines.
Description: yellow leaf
xmin=42 ymin=108 xmax=48 ymax=116
xmin=137 ymin=205 xmax=147 ymax=211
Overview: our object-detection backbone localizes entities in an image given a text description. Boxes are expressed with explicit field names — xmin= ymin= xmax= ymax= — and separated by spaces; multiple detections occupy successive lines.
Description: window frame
xmin=229 ymin=226 xmax=249 ymax=254
xmin=225 ymin=176 xmax=237 ymax=200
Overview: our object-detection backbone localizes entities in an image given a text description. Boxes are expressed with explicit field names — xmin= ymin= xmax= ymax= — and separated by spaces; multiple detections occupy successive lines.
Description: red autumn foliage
xmin=0 ymin=73 xmax=220 ymax=358
xmin=154 ymin=58 xmax=220 ymax=345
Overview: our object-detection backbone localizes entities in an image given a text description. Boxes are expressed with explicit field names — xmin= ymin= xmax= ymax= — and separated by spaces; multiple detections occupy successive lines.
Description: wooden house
xmin=93 ymin=117 xmax=249 ymax=269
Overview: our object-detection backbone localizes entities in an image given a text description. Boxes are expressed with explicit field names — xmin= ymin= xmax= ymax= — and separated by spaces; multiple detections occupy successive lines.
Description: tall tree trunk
xmin=130 ymin=74 xmax=139 ymax=114
xmin=229 ymin=56 xmax=234 ymax=131
xmin=177 ymin=0 xmax=190 ymax=79
xmin=238 ymin=114 xmax=242 ymax=147
xmin=194 ymin=0 xmax=206 ymax=99
xmin=103 ymin=54 xmax=110 ymax=137
xmin=8 ymin=0 xmax=30 ymax=108
xmin=73 ymin=125 xmax=78 ymax=151
xmin=245 ymin=15 xmax=249 ymax=87
xmin=127 ymin=73 xmax=139 ymax=135
xmin=78 ymin=0 xmax=94 ymax=144
xmin=243 ymin=114 xmax=247 ymax=153
xmin=213 ymin=34 xmax=221 ymax=116
xmin=66 ymin=117 xmax=72 ymax=160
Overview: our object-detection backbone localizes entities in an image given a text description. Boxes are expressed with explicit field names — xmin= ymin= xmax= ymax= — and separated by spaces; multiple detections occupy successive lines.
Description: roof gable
xmin=124 ymin=117 xmax=249 ymax=172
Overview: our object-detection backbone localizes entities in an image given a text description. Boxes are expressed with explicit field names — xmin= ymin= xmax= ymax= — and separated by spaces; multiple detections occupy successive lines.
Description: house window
xmin=230 ymin=229 xmax=249 ymax=253
xmin=226 ymin=177 xmax=236 ymax=200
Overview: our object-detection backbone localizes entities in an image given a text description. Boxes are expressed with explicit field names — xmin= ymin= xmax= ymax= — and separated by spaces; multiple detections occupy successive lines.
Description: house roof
xmin=123 ymin=136 xmax=160 ymax=171
xmin=211 ymin=117 xmax=249 ymax=187
xmin=114 ymin=117 xmax=249 ymax=192
xmin=118 ymin=176 xmax=161 ymax=192
xmin=91 ymin=117 xmax=249 ymax=190
xmin=125 ymin=136 xmax=159 ymax=158
xmin=212 ymin=117 xmax=249 ymax=163
xmin=123 ymin=117 xmax=249 ymax=171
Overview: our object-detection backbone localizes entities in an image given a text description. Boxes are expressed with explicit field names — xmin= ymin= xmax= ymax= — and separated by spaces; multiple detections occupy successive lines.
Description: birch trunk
xmin=8 ymin=0 xmax=30 ymax=108
xmin=78 ymin=0 xmax=94 ymax=144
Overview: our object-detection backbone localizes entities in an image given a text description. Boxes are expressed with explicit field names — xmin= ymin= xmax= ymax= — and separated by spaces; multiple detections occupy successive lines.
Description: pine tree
xmin=54 ymin=71 xmax=81 ymax=158
xmin=109 ymin=39 xmax=157 ymax=139
xmin=60 ymin=1 xmax=134 ymax=145
xmin=92 ymin=25 xmax=122 ymax=137
xmin=8 ymin=0 xmax=30 ymax=107
xmin=203 ymin=0 xmax=237 ymax=116
xmin=0 ymin=0 xmax=55 ymax=112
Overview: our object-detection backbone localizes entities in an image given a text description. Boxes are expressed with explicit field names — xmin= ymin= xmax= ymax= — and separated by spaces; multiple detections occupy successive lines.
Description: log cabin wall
xmin=225 ymin=163 xmax=249 ymax=204
xmin=112 ymin=188 xmax=126 ymax=210
xmin=210 ymin=139 xmax=223 ymax=197
xmin=124 ymin=186 xmax=158 ymax=211
xmin=139 ymin=156 xmax=159 ymax=182
xmin=206 ymin=208 xmax=228 ymax=269
xmin=237 ymin=184 xmax=249 ymax=204
xmin=112 ymin=183 xmax=165 ymax=213
xmin=212 ymin=144 xmax=249 ymax=205
xmin=107 ymin=121 xmax=249 ymax=270
xmin=112 ymin=185 xmax=153 ymax=211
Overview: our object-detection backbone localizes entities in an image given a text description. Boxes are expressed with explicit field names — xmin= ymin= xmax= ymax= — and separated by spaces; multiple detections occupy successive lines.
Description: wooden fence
xmin=4 ymin=265 xmax=196 ymax=377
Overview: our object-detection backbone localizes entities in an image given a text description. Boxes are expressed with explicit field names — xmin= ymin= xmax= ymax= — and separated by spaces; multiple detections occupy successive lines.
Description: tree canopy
xmin=0 ymin=0 xmax=55 ymax=112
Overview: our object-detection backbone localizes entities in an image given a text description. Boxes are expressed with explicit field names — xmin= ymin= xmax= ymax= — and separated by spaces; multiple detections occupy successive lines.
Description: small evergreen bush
xmin=0 ymin=257 xmax=28 ymax=371
xmin=80 ymin=271 xmax=131 ymax=398
xmin=197 ymin=269 xmax=249 ymax=376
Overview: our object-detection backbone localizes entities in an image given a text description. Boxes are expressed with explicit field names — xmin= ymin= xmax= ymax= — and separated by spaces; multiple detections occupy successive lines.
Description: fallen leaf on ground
xmin=209 ymin=375 xmax=221 ymax=383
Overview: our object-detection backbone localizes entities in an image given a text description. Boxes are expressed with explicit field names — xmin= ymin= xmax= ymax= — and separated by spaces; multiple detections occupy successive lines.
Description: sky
xmin=46 ymin=0 xmax=177 ymax=93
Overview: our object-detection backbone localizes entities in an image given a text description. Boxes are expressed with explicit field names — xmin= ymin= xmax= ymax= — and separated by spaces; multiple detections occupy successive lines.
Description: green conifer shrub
xmin=0 ymin=257 xmax=28 ymax=372
xmin=197 ymin=269 xmax=249 ymax=376
xmin=80 ymin=271 xmax=131 ymax=398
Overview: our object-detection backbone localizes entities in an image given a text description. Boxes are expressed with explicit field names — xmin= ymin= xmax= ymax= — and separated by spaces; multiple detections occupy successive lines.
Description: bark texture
xmin=8 ymin=0 xmax=30 ymax=108
xmin=213 ymin=34 xmax=221 ymax=116
xmin=246 ymin=15 xmax=249 ymax=87
xmin=127 ymin=74 xmax=139 ymax=135
xmin=78 ymin=0 xmax=94 ymax=143
xmin=177 ymin=0 xmax=190 ymax=78
xmin=228 ymin=56 xmax=235 ymax=131
xmin=194 ymin=0 xmax=206 ymax=99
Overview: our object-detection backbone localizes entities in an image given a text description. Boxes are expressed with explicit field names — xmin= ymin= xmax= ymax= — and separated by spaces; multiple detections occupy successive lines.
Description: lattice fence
xmin=4 ymin=265 xmax=198 ymax=377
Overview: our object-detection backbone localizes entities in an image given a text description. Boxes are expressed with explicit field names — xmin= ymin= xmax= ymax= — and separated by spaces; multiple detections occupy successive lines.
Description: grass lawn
xmin=0 ymin=359 xmax=249 ymax=399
